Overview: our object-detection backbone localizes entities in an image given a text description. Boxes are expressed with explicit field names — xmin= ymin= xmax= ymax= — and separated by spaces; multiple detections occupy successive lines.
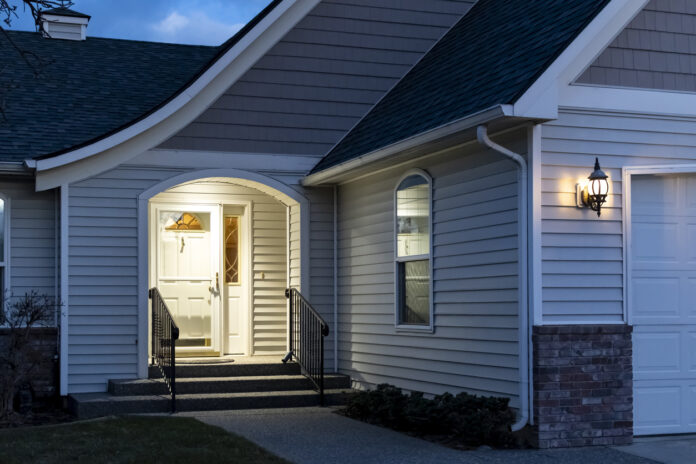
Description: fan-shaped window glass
xmin=225 ymin=216 xmax=240 ymax=284
xmin=395 ymin=173 xmax=431 ymax=328
xmin=397 ymin=176 xmax=430 ymax=257
xmin=163 ymin=212 xmax=203 ymax=231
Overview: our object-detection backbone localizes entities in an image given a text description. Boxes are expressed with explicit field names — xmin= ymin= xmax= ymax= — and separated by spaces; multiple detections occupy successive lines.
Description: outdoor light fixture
xmin=576 ymin=157 xmax=609 ymax=217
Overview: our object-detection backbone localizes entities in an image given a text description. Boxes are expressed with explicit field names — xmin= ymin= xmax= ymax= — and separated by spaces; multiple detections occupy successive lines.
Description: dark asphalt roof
xmin=41 ymin=7 xmax=91 ymax=19
xmin=310 ymin=0 xmax=611 ymax=175
xmin=0 ymin=31 xmax=217 ymax=162
xmin=0 ymin=0 xmax=281 ymax=163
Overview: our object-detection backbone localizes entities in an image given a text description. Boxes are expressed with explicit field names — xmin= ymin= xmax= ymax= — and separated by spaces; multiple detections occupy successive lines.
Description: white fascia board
xmin=32 ymin=0 xmax=320 ymax=190
xmin=560 ymin=84 xmax=696 ymax=117
xmin=302 ymin=104 xmax=514 ymax=186
xmin=512 ymin=0 xmax=650 ymax=119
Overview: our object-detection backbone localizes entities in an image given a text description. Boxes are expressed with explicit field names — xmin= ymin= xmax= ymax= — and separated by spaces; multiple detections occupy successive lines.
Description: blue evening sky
xmin=5 ymin=0 xmax=272 ymax=45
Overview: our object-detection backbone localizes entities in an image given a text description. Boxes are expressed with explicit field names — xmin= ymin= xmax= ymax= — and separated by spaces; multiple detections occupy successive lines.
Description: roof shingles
xmin=311 ymin=0 xmax=611 ymax=175
xmin=0 ymin=31 xmax=218 ymax=162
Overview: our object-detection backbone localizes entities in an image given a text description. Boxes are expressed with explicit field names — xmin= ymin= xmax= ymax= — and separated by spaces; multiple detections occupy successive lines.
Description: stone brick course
xmin=0 ymin=327 xmax=59 ymax=403
xmin=532 ymin=325 xmax=633 ymax=448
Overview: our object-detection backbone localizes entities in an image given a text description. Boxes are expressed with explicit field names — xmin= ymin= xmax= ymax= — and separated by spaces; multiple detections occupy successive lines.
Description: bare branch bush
xmin=0 ymin=292 xmax=61 ymax=421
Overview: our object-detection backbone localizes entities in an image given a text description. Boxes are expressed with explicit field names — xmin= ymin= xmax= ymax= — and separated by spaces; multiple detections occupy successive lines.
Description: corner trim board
xmin=59 ymin=184 xmax=69 ymax=395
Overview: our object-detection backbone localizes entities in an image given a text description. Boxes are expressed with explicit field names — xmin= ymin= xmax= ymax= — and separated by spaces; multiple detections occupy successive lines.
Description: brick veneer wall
xmin=0 ymin=327 xmax=59 ymax=403
xmin=532 ymin=325 xmax=633 ymax=448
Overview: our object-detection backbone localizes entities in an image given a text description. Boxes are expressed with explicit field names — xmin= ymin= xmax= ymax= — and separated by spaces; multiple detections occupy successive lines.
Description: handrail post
xmin=171 ymin=323 xmax=177 ymax=413
xmin=149 ymin=287 xmax=179 ymax=414
xmin=282 ymin=288 xmax=293 ymax=364
xmin=284 ymin=287 xmax=330 ymax=405
xmin=320 ymin=328 xmax=325 ymax=406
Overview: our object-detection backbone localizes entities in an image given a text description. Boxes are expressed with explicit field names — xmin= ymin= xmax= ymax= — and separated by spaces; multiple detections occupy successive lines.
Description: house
xmin=1 ymin=0 xmax=694 ymax=448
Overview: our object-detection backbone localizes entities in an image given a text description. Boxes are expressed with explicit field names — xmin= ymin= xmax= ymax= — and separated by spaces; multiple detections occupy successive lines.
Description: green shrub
xmin=342 ymin=384 xmax=516 ymax=448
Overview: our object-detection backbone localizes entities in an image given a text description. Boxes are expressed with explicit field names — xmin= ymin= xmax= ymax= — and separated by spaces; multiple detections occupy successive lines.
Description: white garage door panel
xmin=631 ymin=174 xmax=696 ymax=435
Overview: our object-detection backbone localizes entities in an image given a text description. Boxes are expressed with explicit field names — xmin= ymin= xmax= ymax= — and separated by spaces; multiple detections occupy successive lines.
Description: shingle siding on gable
xmin=158 ymin=0 xmax=474 ymax=157
xmin=577 ymin=0 xmax=696 ymax=92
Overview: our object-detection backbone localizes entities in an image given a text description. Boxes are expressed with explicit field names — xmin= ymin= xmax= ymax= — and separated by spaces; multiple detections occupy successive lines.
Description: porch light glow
xmin=579 ymin=158 xmax=609 ymax=217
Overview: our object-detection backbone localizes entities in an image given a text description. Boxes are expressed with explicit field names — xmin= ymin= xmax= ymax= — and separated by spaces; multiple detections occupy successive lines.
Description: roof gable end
xmin=308 ymin=0 xmax=621 ymax=177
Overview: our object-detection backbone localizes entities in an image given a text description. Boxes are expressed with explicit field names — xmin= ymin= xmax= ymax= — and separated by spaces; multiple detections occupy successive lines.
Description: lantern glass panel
xmin=590 ymin=178 xmax=609 ymax=197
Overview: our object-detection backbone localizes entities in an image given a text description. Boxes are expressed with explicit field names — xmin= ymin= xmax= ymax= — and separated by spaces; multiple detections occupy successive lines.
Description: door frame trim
xmin=220 ymin=201 xmax=253 ymax=356
xmin=623 ymin=163 xmax=696 ymax=326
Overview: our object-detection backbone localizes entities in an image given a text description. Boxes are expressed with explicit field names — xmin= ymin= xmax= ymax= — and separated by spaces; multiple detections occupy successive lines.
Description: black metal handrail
xmin=149 ymin=287 xmax=179 ymax=413
xmin=283 ymin=287 xmax=329 ymax=405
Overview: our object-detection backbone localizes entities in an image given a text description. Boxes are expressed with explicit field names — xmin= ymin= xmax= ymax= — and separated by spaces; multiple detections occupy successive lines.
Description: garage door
xmin=631 ymin=173 xmax=696 ymax=435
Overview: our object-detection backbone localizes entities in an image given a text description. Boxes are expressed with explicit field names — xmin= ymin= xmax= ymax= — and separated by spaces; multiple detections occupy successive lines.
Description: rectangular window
xmin=224 ymin=216 xmax=240 ymax=284
xmin=395 ymin=174 xmax=431 ymax=328
xmin=398 ymin=260 xmax=430 ymax=325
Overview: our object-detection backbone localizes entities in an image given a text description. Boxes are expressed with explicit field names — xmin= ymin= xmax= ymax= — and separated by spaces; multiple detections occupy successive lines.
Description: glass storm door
xmin=223 ymin=207 xmax=247 ymax=355
xmin=155 ymin=205 xmax=220 ymax=354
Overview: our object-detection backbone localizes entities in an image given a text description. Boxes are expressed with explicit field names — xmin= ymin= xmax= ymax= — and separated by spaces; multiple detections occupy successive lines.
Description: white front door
xmin=223 ymin=206 xmax=248 ymax=354
xmin=631 ymin=173 xmax=696 ymax=435
xmin=154 ymin=205 xmax=221 ymax=354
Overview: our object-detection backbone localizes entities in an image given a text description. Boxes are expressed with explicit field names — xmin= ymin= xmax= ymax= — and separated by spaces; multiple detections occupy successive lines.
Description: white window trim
xmin=393 ymin=169 xmax=434 ymax=333
xmin=0 ymin=193 xmax=10 ymax=303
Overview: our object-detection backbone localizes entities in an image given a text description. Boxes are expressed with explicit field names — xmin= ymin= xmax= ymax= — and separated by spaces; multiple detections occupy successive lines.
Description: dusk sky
xmin=6 ymin=0 xmax=271 ymax=45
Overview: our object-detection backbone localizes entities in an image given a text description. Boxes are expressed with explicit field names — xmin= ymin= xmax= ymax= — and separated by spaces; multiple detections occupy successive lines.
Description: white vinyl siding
xmin=0 ymin=180 xmax=58 ymax=304
xmin=337 ymin=131 xmax=524 ymax=407
xmin=289 ymin=204 xmax=301 ymax=290
xmin=306 ymin=187 xmax=335 ymax=370
xmin=540 ymin=109 xmax=696 ymax=324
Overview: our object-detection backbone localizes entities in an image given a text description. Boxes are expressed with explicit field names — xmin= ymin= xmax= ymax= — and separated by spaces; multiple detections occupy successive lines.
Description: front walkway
xmin=186 ymin=407 xmax=661 ymax=464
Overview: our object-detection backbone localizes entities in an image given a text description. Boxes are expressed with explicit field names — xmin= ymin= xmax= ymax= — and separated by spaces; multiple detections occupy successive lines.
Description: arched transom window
xmin=163 ymin=212 xmax=203 ymax=231
xmin=395 ymin=172 xmax=432 ymax=329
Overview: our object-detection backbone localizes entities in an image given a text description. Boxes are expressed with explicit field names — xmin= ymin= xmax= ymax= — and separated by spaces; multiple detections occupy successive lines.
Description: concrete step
xmin=69 ymin=389 xmax=353 ymax=419
xmin=148 ymin=362 xmax=300 ymax=379
xmin=110 ymin=374 xmax=351 ymax=396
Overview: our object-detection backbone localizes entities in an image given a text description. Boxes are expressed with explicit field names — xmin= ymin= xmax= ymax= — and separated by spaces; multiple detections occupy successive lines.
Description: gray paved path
xmin=614 ymin=435 xmax=696 ymax=464
xmin=185 ymin=407 xmax=661 ymax=464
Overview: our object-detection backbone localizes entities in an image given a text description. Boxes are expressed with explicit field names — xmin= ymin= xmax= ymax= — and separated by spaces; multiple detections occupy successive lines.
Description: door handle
xmin=209 ymin=273 xmax=220 ymax=294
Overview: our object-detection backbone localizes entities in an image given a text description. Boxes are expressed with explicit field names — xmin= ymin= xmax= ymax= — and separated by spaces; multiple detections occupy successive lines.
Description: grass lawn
xmin=0 ymin=416 xmax=290 ymax=464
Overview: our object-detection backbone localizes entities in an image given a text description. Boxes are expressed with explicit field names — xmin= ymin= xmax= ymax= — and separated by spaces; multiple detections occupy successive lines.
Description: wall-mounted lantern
xmin=576 ymin=158 xmax=609 ymax=217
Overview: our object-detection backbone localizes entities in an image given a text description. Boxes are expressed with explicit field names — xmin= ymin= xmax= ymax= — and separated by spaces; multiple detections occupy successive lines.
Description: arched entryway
xmin=136 ymin=169 xmax=309 ymax=377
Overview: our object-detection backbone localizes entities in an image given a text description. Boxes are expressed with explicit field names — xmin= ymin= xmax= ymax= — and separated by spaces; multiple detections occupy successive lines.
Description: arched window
xmin=163 ymin=212 xmax=203 ymax=231
xmin=395 ymin=171 xmax=432 ymax=329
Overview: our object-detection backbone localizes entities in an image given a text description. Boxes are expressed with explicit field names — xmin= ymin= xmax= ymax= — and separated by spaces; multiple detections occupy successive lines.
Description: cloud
xmin=151 ymin=10 xmax=244 ymax=45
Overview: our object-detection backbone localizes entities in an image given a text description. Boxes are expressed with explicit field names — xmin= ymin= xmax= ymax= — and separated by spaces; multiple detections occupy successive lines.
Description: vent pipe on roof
xmin=39 ymin=7 xmax=90 ymax=41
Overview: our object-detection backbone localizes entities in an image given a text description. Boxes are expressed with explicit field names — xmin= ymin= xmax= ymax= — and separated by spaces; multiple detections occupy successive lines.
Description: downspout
xmin=333 ymin=185 xmax=338 ymax=373
xmin=476 ymin=125 xmax=529 ymax=432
